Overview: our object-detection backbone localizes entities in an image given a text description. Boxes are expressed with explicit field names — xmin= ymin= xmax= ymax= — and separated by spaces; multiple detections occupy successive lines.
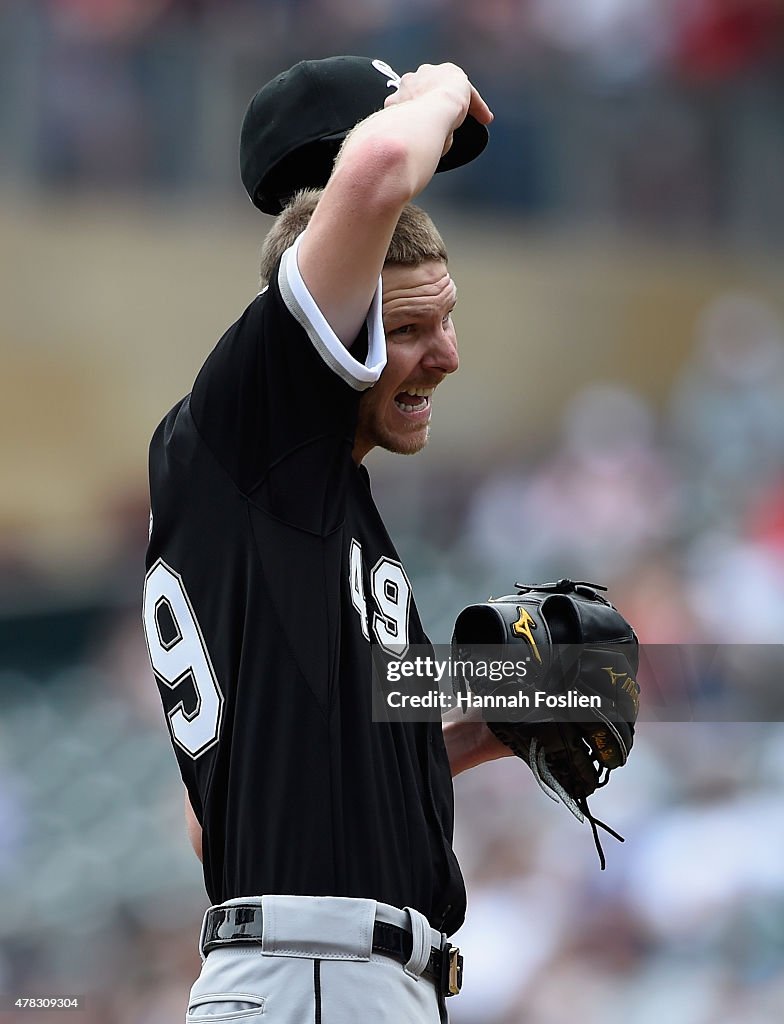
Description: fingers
xmin=383 ymin=62 xmax=493 ymax=126
xmin=383 ymin=89 xmax=405 ymax=110
xmin=467 ymin=84 xmax=494 ymax=126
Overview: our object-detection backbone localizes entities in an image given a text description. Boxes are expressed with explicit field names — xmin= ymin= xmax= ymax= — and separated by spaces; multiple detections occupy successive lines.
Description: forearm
xmin=442 ymin=717 xmax=514 ymax=777
xmin=184 ymin=789 xmax=203 ymax=863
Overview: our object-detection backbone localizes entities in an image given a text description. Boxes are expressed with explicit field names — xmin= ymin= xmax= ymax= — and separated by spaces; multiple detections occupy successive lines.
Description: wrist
xmin=444 ymin=718 xmax=512 ymax=777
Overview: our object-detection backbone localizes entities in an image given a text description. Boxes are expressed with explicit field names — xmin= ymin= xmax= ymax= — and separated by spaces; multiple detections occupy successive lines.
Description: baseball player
xmin=142 ymin=57 xmax=500 ymax=1023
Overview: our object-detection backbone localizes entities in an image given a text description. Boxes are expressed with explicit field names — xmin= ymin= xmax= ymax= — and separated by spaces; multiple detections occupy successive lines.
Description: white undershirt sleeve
xmin=278 ymin=234 xmax=387 ymax=391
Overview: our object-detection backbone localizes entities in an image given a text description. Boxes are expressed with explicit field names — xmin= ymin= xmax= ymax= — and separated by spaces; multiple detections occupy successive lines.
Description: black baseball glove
xmin=451 ymin=579 xmax=639 ymax=867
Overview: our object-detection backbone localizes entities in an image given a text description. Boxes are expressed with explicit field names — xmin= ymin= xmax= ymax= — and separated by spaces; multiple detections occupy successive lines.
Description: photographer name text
xmin=386 ymin=689 xmax=601 ymax=710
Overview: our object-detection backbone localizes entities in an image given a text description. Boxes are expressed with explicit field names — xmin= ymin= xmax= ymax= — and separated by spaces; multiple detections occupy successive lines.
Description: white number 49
xmin=349 ymin=540 xmax=411 ymax=657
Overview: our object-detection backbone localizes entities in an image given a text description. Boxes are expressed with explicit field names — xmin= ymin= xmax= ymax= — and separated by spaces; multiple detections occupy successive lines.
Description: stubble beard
xmin=381 ymin=423 xmax=430 ymax=456
xmin=356 ymin=397 xmax=430 ymax=457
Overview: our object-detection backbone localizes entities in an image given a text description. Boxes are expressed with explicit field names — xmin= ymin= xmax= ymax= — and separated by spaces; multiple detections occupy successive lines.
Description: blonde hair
xmin=259 ymin=188 xmax=447 ymax=287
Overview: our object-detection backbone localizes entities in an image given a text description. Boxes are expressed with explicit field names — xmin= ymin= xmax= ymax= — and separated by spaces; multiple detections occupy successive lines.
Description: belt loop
xmin=402 ymin=907 xmax=431 ymax=979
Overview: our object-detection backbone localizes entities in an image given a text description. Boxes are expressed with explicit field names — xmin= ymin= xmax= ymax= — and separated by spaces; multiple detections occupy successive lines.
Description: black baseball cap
xmin=240 ymin=55 xmax=489 ymax=215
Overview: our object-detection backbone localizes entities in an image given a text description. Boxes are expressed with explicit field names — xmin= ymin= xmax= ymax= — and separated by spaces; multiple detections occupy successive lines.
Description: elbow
xmin=335 ymin=135 xmax=418 ymax=208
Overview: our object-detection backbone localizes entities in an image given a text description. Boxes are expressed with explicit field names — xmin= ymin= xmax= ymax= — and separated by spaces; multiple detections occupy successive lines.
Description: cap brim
xmin=436 ymin=114 xmax=489 ymax=173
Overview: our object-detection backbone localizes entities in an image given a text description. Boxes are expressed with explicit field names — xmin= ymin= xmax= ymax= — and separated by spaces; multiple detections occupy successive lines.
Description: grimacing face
xmin=353 ymin=260 xmax=458 ymax=463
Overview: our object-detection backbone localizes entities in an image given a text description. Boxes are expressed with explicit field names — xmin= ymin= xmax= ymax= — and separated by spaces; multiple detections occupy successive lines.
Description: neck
xmin=352 ymin=439 xmax=372 ymax=464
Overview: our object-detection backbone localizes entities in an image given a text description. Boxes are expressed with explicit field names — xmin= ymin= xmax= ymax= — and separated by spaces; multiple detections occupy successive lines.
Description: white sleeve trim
xmin=278 ymin=234 xmax=387 ymax=391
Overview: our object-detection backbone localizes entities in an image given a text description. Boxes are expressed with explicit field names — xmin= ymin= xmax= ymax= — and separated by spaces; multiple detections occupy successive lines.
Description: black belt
xmin=201 ymin=905 xmax=463 ymax=997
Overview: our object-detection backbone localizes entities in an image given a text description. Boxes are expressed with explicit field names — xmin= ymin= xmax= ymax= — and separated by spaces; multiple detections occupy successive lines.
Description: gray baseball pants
xmin=186 ymin=895 xmax=449 ymax=1024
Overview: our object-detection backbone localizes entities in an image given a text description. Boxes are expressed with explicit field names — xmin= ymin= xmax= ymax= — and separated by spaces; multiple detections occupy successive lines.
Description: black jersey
xmin=143 ymin=237 xmax=466 ymax=935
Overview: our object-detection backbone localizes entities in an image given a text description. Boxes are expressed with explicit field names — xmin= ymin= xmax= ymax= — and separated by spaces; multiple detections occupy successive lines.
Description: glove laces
xmin=526 ymin=734 xmax=625 ymax=870
xmin=577 ymin=795 xmax=624 ymax=871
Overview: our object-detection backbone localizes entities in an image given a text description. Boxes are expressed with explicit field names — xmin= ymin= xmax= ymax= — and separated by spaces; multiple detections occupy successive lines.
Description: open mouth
xmin=393 ymin=386 xmax=434 ymax=418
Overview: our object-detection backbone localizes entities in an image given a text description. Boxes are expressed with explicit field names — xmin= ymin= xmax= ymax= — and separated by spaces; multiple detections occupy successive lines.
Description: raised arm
xmin=297 ymin=63 xmax=492 ymax=345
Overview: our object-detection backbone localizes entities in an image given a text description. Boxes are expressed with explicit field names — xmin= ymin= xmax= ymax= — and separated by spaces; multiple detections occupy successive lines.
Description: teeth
xmin=395 ymin=397 xmax=431 ymax=413
xmin=395 ymin=387 xmax=434 ymax=414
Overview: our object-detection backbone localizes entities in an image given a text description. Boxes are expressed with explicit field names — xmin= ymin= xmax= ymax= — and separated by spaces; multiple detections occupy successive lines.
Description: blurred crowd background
xmin=2 ymin=1 xmax=784 ymax=1022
